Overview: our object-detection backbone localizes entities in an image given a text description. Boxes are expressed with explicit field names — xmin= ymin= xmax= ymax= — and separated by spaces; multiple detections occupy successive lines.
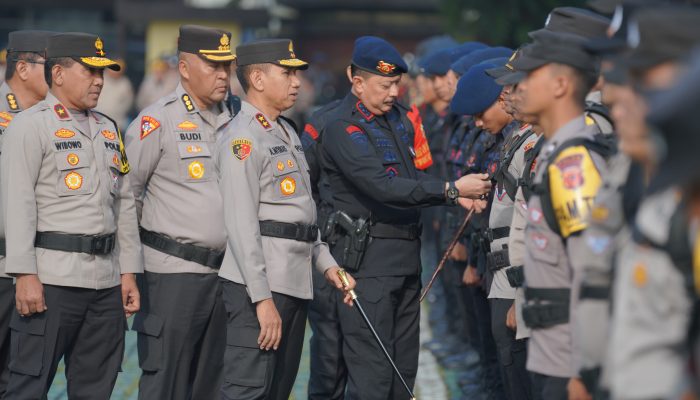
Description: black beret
xmin=236 ymin=39 xmax=308 ymax=70
xmin=46 ymin=32 xmax=120 ymax=71
xmin=178 ymin=25 xmax=235 ymax=62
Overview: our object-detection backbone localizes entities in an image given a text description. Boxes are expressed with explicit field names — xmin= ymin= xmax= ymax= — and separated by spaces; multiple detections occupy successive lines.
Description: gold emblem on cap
xmin=95 ymin=37 xmax=105 ymax=57
xmin=219 ymin=34 xmax=230 ymax=52
xmin=376 ymin=60 xmax=396 ymax=75
xmin=289 ymin=41 xmax=296 ymax=58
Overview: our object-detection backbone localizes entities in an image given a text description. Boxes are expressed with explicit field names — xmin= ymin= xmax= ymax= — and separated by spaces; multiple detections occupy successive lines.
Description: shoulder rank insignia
xmin=54 ymin=104 xmax=69 ymax=119
xmin=0 ymin=112 xmax=13 ymax=128
xmin=548 ymin=145 xmax=602 ymax=238
xmin=140 ymin=115 xmax=161 ymax=140
xmin=177 ymin=120 xmax=198 ymax=130
xmin=6 ymin=93 xmax=18 ymax=110
xmin=181 ymin=94 xmax=195 ymax=112
xmin=355 ymin=101 xmax=374 ymax=121
xmin=376 ymin=60 xmax=396 ymax=75
xmin=255 ymin=113 xmax=271 ymax=129
xmin=231 ymin=138 xmax=252 ymax=161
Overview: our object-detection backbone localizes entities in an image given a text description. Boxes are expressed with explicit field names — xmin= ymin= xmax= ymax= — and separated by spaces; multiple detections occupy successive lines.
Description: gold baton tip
xmin=336 ymin=269 xmax=358 ymax=300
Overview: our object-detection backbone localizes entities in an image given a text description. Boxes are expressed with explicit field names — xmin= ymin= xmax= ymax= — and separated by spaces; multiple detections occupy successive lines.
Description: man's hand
xmin=256 ymin=298 xmax=282 ymax=351
xmin=568 ymin=377 xmax=592 ymax=400
xmin=458 ymin=197 xmax=488 ymax=213
xmin=449 ymin=242 xmax=468 ymax=262
xmin=506 ymin=303 xmax=517 ymax=331
xmin=325 ymin=266 xmax=356 ymax=306
xmin=455 ymin=173 xmax=491 ymax=199
xmin=462 ymin=265 xmax=482 ymax=286
xmin=121 ymin=273 xmax=140 ymax=318
xmin=15 ymin=274 xmax=46 ymax=317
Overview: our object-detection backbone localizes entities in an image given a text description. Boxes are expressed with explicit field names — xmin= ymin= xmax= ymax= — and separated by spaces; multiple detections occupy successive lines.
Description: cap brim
xmin=510 ymin=54 xmax=548 ymax=72
xmin=78 ymin=57 xmax=121 ymax=71
xmin=495 ymin=71 xmax=526 ymax=85
xmin=485 ymin=66 xmax=509 ymax=79
xmin=198 ymin=51 xmax=236 ymax=62
xmin=584 ymin=36 xmax=627 ymax=56
xmin=277 ymin=58 xmax=309 ymax=70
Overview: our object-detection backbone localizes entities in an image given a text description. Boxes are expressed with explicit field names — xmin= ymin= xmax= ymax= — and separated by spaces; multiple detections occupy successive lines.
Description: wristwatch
xmin=446 ymin=181 xmax=459 ymax=205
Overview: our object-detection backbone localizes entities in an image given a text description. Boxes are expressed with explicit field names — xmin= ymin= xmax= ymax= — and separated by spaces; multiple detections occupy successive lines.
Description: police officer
xmin=512 ymin=30 xmax=609 ymax=399
xmin=321 ymin=36 xmax=491 ymax=400
xmin=0 ymin=29 xmax=53 ymax=396
xmin=125 ymin=25 xmax=235 ymax=399
xmin=0 ymin=32 xmax=141 ymax=399
xmin=216 ymin=39 xmax=355 ymax=400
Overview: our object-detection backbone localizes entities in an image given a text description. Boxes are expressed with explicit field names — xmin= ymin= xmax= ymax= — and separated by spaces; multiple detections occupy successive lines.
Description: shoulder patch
xmin=548 ymin=145 xmax=602 ymax=238
xmin=6 ymin=93 xmax=18 ymax=110
xmin=181 ymin=94 xmax=194 ymax=112
xmin=140 ymin=116 xmax=161 ymax=140
xmin=177 ymin=120 xmax=198 ymax=130
xmin=255 ymin=113 xmax=271 ymax=129
xmin=231 ymin=138 xmax=253 ymax=161
xmin=0 ymin=112 xmax=13 ymax=128
xmin=53 ymin=104 xmax=69 ymax=119
xmin=304 ymin=123 xmax=319 ymax=140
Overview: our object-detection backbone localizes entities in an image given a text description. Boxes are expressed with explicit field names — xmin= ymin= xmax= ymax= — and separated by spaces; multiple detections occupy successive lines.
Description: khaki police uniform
xmin=218 ymin=86 xmax=337 ymax=399
xmin=607 ymin=187 xmax=693 ymax=400
xmin=523 ymin=116 xmax=607 ymax=394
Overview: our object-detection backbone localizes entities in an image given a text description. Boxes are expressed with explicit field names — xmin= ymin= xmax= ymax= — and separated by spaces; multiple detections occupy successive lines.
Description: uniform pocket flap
xmin=9 ymin=312 xmax=47 ymax=336
xmin=226 ymin=327 xmax=261 ymax=348
xmin=177 ymin=142 xmax=211 ymax=159
xmin=54 ymin=149 xmax=90 ymax=171
xmin=131 ymin=312 xmax=164 ymax=337
xmin=357 ymin=278 xmax=384 ymax=304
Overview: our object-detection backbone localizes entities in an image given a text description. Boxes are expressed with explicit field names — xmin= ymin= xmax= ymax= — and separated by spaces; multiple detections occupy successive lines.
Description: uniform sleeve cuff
xmin=247 ymin=280 xmax=273 ymax=304
xmin=5 ymin=255 xmax=38 ymax=275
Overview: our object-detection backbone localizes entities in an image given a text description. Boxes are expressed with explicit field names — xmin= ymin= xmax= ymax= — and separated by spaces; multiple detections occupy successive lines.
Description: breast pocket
xmin=54 ymin=148 xmax=93 ymax=196
xmin=176 ymin=141 xmax=213 ymax=183
xmin=271 ymin=154 xmax=302 ymax=200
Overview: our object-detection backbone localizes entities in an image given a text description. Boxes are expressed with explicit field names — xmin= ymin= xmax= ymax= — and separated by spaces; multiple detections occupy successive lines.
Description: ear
xmin=351 ymin=74 xmax=364 ymax=95
xmin=345 ymin=66 xmax=352 ymax=83
xmin=178 ymin=58 xmax=189 ymax=81
xmin=250 ymin=68 xmax=265 ymax=92
xmin=52 ymin=64 xmax=64 ymax=87
xmin=15 ymin=60 xmax=30 ymax=82
xmin=552 ymin=74 xmax=568 ymax=99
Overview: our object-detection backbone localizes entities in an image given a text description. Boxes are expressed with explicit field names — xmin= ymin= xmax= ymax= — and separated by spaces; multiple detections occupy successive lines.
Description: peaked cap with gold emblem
xmin=178 ymin=24 xmax=236 ymax=62
xmin=236 ymin=39 xmax=308 ymax=70
xmin=46 ymin=32 xmax=121 ymax=71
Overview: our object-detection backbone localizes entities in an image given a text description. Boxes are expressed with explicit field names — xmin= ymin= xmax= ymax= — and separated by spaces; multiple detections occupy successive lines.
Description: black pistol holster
xmin=328 ymin=211 xmax=370 ymax=272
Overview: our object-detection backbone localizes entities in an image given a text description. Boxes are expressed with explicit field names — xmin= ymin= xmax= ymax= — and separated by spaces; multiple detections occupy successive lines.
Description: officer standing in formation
xmin=0 ymin=32 xmax=141 ymax=398
xmin=125 ymin=25 xmax=235 ymax=399
xmin=216 ymin=39 xmax=355 ymax=400
xmin=0 ymin=29 xmax=53 ymax=396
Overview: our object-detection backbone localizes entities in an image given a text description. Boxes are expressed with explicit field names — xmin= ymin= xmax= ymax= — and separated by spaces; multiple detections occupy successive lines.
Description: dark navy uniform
xmin=321 ymin=36 xmax=454 ymax=400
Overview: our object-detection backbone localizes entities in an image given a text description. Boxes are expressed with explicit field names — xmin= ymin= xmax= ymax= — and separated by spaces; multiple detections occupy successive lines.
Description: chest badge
xmin=101 ymin=130 xmax=116 ymax=140
xmin=280 ymin=177 xmax=296 ymax=196
xmin=188 ymin=160 xmax=205 ymax=179
xmin=67 ymin=153 xmax=80 ymax=166
xmin=177 ymin=120 xmax=198 ymax=130
xmin=55 ymin=128 xmax=76 ymax=139
xmin=277 ymin=161 xmax=285 ymax=171
xmin=64 ymin=172 xmax=83 ymax=190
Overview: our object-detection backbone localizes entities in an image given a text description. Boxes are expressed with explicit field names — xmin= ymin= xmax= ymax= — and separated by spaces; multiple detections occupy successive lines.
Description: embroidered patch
xmin=181 ymin=94 xmax=194 ymax=112
xmin=54 ymin=104 xmax=69 ymax=119
xmin=524 ymin=141 xmax=535 ymax=152
xmin=529 ymin=207 xmax=543 ymax=223
xmin=64 ymin=171 xmax=83 ymax=190
xmin=188 ymin=160 xmax=205 ymax=179
xmin=140 ymin=116 xmax=161 ymax=140
xmin=532 ymin=233 xmax=548 ymax=250
xmin=304 ymin=123 xmax=319 ymax=140
xmin=280 ymin=177 xmax=296 ymax=196
xmin=67 ymin=153 xmax=79 ymax=166
xmin=386 ymin=166 xmax=398 ymax=177
xmin=555 ymin=154 xmax=584 ymax=189
xmin=255 ymin=113 xmax=271 ymax=129
xmin=177 ymin=120 xmax=198 ymax=130
xmin=287 ymin=159 xmax=294 ymax=168
xmin=355 ymin=101 xmax=374 ymax=121
xmin=586 ymin=235 xmax=611 ymax=255
xmin=277 ymin=161 xmax=285 ymax=171
xmin=346 ymin=125 xmax=363 ymax=135
xmin=231 ymin=138 xmax=252 ymax=161
xmin=54 ymin=128 xmax=76 ymax=139
xmin=0 ymin=112 xmax=12 ymax=128
xmin=112 ymin=153 xmax=120 ymax=167
xmin=101 ymin=130 xmax=116 ymax=141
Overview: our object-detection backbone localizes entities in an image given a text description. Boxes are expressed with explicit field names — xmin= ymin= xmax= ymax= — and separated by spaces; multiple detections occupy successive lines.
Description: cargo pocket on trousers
xmin=132 ymin=313 xmax=164 ymax=372
xmin=224 ymin=327 xmax=270 ymax=388
xmin=9 ymin=312 xmax=47 ymax=376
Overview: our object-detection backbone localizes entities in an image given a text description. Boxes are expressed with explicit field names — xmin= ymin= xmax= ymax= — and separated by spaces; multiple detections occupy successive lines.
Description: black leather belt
xmin=35 ymin=232 xmax=115 ymax=255
xmin=259 ymin=220 xmax=319 ymax=242
xmin=140 ymin=228 xmax=225 ymax=269
xmin=507 ymin=265 xmax=524 ymax=288
xmin=579 ymin=284 xmax=610 ymax=300
xmin=483 ymin=226 xmax=510 ymax=242
xmin=523 ymin=287 xmax=570 ymax=329
xmin=369 ymin=222 xmax=421 ymax=240
xmin=486 ymin=245 xmax=510 ymax=272
xmin=0 ymin=238 xmax=5 ymax=257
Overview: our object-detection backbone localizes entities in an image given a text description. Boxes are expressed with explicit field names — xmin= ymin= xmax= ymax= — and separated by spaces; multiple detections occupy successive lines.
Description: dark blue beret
xmin=449 ymin=41 xmax=488 ymax=64
xmin=419 ymin=48 xmax=454 ymax=76
xmin=351 ymin=36 xmax=408 ymax=77
xmin=450 ymin=62 xmax=503 ymax=116
xmin=449 ymin=46 xmax=513 ymax=76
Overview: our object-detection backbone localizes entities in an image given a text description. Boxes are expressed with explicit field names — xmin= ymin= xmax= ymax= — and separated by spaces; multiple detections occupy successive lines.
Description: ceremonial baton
xmin=419 ymin=208 xmax=475 ymax=302
xmin=337 ymin=269 xmax=417 ymax=400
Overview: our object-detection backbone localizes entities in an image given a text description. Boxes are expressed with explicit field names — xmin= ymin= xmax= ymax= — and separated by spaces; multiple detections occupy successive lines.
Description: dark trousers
xmin=4 ymin=284 xmax=125 ymax=400
xmin=133 ymin=272 xmax=226 ymax=400
xmin=530 ymin=372 xmax=568 ymax=400
xmin=308 ymin=269 xmax=346 ymax=400
xmin=220 ymin=280 xmax=308 ymax=400
xmin=338 ymin=275 xmax=420 ymax=400
xmin=490 ymin=298 xmax=532 ymax=400
xmin=0 ymin=278 xmax=14 ymax=398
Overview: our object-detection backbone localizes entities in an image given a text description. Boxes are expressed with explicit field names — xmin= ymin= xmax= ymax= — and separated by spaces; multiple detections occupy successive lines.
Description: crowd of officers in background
xmin=0 ymin=0 xmax=697 ymax=399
